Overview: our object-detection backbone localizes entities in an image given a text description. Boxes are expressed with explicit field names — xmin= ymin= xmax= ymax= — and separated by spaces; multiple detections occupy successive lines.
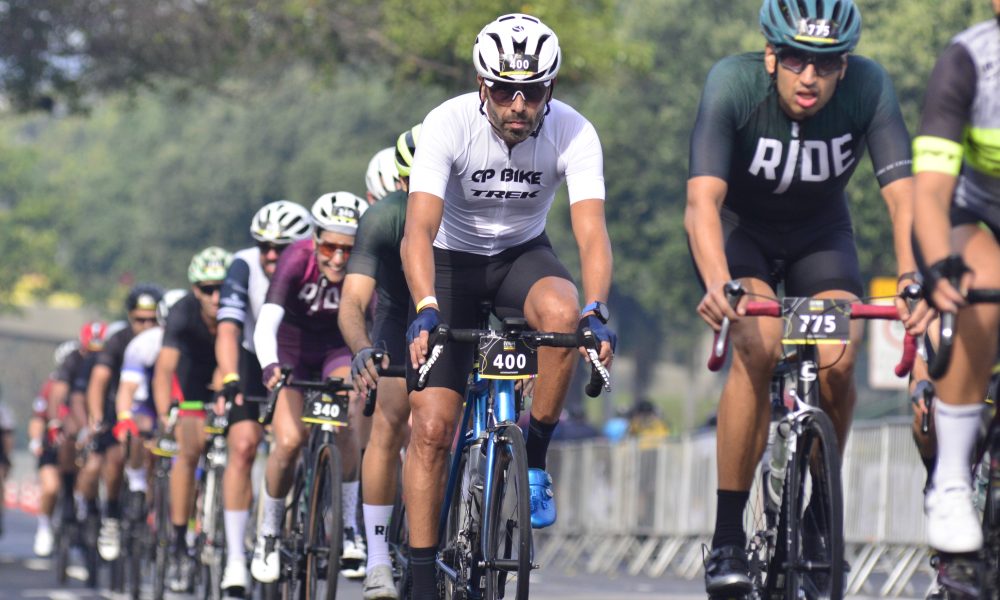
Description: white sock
xmin=342 ymin=481 xmax=359 ymax=533
xmin=125 ymin=467 xmax=148 ymax=493
xmin=37 ymin=514 xmax=51 ymax=532
xmin=363 ymin=504 xmax=394 ymax=569
xmin=932 ymin=401 xmax=983 ymax=490
xmin=224 ymin=510 xmax=249 ymax=565
xmin=260 ymin=488 xmax=284 ymax=538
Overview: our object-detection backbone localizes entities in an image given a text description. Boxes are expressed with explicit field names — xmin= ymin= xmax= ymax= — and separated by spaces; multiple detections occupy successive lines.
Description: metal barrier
xmin=537 ymin=419 xmax=936 ymax=597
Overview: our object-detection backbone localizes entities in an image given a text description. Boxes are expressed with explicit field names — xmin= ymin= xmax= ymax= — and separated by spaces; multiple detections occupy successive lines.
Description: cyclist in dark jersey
xmin=214 ymin=200 xmax=312 ymax=594
xmin=912 ymin=0 xmax=1000 ymax=562
xmin=685 ymin=0 xmax=930 ymax=594
xmin=84 ymin=283 xmax=162 ymax=561
xmin=29 ymin=340 xmax=78 ymax=557
xmin=340 ymin=125 xmax=419 ymax=600
xmin=251 ymin=191 xmax=369 ymax=584
xmin=153 ymin=246 xmax=232 ymax=593
xmin=50 ymin=322 xmax=109 ymax=525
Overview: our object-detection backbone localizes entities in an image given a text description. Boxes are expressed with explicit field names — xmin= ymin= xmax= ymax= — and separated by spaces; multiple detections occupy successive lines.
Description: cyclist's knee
xmin=228 ymin=436 xmax=258 ymax=468
xmin=410 ymin=416 xmax=454 ymax=456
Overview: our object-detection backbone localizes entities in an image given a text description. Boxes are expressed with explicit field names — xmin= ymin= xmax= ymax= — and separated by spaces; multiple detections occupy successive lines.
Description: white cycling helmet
xmin=250 ymin=200 xmax=312 ymax=244
xmin=53 ymin=340 xmax=79 ymax=367
xmin=365 ymin=148 xmax=401 ymax=201
xmin=310 ymin=192 xmax=368 ymax=235
xmin=473 ymin=13 xmax=561 ymax=83
xmin=156 ymin=288 xmax=188 ymax=325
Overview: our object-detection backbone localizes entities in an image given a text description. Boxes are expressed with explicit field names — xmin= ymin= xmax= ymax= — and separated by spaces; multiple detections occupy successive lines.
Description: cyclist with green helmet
xmin=685 ymin=0 xmax=930 ymax=594
xmin=152 ymin=246 xmax=232 ymax=593
xmin=340 ymin=124 xmax=419 ymax=600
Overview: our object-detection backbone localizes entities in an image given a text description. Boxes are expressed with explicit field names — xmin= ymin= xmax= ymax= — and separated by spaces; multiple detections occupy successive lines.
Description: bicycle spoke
xmin=484 ymin=425 xmax=532 ymax=600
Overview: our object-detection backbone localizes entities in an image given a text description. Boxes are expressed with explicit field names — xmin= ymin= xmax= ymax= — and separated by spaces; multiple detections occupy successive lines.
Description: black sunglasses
xmin=256 ymin=241 xmax=290 ymax=255
xmin=776 ymin=48 xmax=846 ymax=77
xmin=131 ymin=316 xmax=158 ymax=325
xmin=197 ymin=283 xmax=223 ymax=296
xmin=484 ymin=81 xmax=549 ymax=107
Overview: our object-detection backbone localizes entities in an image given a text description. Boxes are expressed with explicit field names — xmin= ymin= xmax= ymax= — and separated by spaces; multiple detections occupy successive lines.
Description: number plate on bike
xmin=478 ymin=334 xmax=537 ymax=379
xmin=781 ymin=298 xmax=851 ymax=345
xmin=302 ymin=393 xmax=349 ymax=427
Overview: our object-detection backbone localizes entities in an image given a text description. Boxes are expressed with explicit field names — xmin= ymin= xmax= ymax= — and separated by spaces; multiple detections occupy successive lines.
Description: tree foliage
xmin=0 ymin=0 xmax=994 ymax=399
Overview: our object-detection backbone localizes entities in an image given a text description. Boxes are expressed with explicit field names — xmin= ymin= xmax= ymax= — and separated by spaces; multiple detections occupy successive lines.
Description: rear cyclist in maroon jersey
xmin=251 ymin=191 xmax=370 ymax=583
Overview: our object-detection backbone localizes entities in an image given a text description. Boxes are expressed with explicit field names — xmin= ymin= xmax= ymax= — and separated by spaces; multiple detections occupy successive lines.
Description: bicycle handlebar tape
xmin=895 ymin=334 xmax=917 ymax=378
xmin=928 ymin=311 xmax=956 ymax=380
xmin=362 ymin=350 xmax=385 ymax=417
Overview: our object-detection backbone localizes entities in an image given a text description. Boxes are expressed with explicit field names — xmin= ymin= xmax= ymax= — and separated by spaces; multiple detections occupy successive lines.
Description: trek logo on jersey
xmin=298 ymin=281 xmax=340 ymax=314
xmin=748 ymin=134 xmax=856 ymax=193
xmin=471 ymin=168 xmax=543 ymax=184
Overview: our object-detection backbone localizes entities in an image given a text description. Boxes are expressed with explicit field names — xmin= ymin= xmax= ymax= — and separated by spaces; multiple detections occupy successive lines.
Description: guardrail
xmin=536 ymin=419 xmax=936 ymax=597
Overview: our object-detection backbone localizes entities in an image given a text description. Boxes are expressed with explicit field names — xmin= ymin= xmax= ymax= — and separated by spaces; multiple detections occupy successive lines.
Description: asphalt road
xmin=0 ymin=507 xmax=711 ymax=600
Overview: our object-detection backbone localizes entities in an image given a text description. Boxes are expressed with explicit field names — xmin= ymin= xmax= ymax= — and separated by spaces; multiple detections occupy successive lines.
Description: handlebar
xmin=707 ymin=281 xmax=919 ymax=378
xmin=928 ymin=288 xmax=1000 ymax=379
xmin=362 ymin=351 xmax=407 ymax=417
xmin=259 ymin=367 xmax=354 ymax=426
xmin=415 ymin=319 xmax=612 ymax=398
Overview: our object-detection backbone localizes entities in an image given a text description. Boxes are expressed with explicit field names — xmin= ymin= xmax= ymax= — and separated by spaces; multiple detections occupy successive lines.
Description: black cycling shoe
xmin=705 ymin=544 xmax=752 ymax=596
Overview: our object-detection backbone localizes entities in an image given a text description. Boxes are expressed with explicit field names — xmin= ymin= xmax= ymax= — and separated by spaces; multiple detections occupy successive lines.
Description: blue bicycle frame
xmin=436 ymin=368 xmax=521 ymax=579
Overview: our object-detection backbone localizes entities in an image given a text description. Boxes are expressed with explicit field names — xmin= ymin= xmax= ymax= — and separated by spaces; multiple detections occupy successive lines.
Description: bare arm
xmin=152 ymin=346 xmax=180 ymax=422
xmin=401 ymin=191 xmax=445 ymax=367
xmin=115 ymin=379 xmax=140 ymax=417
xmin=881 ymin=176 xmax=933 ymax=334
xmin=570 ymin=199 xmax=613 ymax=308
xmin=684 ymin=175 xmax=740 ymax=329
xmin=339 ymin=274 xmax=377 ymax=354
xmin=48 ymin=381 xmax=68 ymax=422
xmin=913 ymin=170 xmax=965 ymax=312
xmin=215 ymin=321 xmax=242 ymax=380
xmin=85 ymin=364 xmax=112 ymax=427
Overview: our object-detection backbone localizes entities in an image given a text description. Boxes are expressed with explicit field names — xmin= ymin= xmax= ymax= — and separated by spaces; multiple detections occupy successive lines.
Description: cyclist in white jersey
xmin=214 ymin=200 xmax=312 ymax=593
xmin=401 ymin=13 xmax=616 ymax=600
xmin=113 ymin=289 xmax=186 ymax=502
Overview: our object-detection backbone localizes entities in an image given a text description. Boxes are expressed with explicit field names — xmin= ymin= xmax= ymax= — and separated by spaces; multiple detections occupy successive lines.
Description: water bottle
xmin=766 ymin=420 xmax=792 ymax=510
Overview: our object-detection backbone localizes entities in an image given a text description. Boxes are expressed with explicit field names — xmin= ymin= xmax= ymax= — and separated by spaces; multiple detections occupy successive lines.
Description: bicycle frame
xmin=437 ymin=372 xmax=519 ymax=565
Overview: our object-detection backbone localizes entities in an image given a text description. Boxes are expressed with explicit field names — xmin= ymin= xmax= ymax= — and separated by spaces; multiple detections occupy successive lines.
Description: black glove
xmin=351 ymin=347 xmax=381 ymax=384
xmin=922 ymin=254 xmax=970 ymax=309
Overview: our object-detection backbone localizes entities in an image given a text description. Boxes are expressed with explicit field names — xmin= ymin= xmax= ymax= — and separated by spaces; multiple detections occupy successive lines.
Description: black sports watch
xmin=581 ymin=301 xmax=610 ymax=324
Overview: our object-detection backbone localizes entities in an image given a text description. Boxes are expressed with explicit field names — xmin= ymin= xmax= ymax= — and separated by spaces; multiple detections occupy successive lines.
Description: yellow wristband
xmin=222 ymin=373 xmax=240 ymax=384
xmin=117 ymin=411 xmax=133 ymax=420
xmin=416 ymin=295 xmax=438 ymax=313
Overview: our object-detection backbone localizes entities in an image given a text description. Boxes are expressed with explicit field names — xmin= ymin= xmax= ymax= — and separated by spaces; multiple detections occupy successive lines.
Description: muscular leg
xmin=813 ymin=290 xmax=863 ymax=451
xmin=38 ymin=465 xmax=60 ymax=517
xmin=170 ymin=416 xmax=206 ymax=528
xmin=223 ymin=421 xmax=261 ymax=511
xmin=362 ymin=377 xmax=409 ymax=570
xmin=264 ymin=388 xmax=305 ymax=498
xmin=522 ymin=277 xmax=579 ymax=425
xmin=102 ymin=443 xmax=125 ymax=514
xmin=362 ymin=378 xmax=410 ymax=506
xmin=712 ymin=278 xmax=782 ymax=554
xmin=402 ymin=387 xmax=464 ymax=549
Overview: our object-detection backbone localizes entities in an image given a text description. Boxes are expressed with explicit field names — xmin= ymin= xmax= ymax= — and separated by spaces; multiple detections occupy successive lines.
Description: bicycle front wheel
xmin=305 ymin=443 xmax=342 ymax=600
xmin=152 ymin=461 xmax=172 ymax=600
xmin=782 ymin=410 xmax=844 ymax=600
xmin=981 ymin=430 xmax=1000 ymax=596
xmin=202 ymin=465 xmax=226 ymax=600
xmin=483 ymin=424 xmax=532 ymax=600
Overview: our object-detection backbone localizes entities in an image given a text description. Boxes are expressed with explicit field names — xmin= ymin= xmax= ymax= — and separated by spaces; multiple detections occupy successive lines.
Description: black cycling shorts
xmin=230 ymin=346 xmax=264 ymax=425
xmin=407 ymin=233 xmax=573 ymax=394
xmin=913 ymin=204 xmax=1000 ymax=271
xmin=372 ymin=301 xmax=408 ymax=371
xmin=694 ymin=205 xmax=864 ymax=298
xmin=37 ymin=446 xmax=57 ymax=469
xmin=90 ymin=428 xmax=119 ymax=454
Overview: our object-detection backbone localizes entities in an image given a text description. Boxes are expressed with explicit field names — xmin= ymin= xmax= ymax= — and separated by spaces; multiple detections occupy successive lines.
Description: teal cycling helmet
xmin=187 ymin=246 xmax=233 ymax=284
xmin=760 ymin=0 xmax=861 ymax=54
